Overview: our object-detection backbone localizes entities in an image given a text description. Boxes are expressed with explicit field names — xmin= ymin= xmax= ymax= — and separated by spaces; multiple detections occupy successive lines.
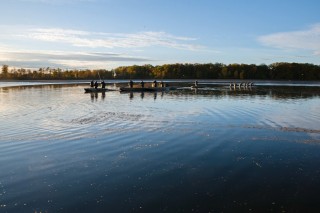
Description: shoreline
xmin=1 ymin=79 xmax=320 ymax=88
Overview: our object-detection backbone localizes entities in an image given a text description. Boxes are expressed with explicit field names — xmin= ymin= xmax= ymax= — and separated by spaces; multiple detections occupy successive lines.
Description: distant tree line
xmin=1 ymin=62 xmax=320 ymax=80
xmin=0 ymin=65 xmax=113 ymax=80
xmin=113 ymin=63 xmax=320 ymax=80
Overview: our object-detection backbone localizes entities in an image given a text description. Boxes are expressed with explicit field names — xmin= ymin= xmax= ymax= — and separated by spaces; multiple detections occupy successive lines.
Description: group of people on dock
xmin=90 ymin=79 xmax=168 ymax=89
xmin=89 ymin=80 xmax=255 ymax=91
xmin=90 ymin=80 xmax=198 ymax=89
xmin=90 ymin=80 xmax=106 ymax=89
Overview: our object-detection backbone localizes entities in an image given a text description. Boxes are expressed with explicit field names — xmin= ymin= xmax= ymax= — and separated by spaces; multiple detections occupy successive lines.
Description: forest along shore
xmin=1 ymin=62 xmax=320 ymax=81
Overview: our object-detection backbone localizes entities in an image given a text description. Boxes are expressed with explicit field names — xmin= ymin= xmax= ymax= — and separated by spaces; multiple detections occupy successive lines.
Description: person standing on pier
xmin=153 ymin=80 xmax=157 ymax=87
xmin=160 ymin=81 xmax=165 ymax=87
xmin=129 ymin=80 xmax=134 ymax=88
xmin=101 ymin=80 xmax=106 ymax=89
xmin=140 ymin=80 xmax=145 ymax=88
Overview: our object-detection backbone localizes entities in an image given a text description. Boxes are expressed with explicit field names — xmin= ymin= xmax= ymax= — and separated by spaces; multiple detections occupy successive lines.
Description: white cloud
xmin=258 ymin=24 xmax=320 ymax=55
xmin=24 ymin=28 xmax=205 ymax=51
xmin=0 ymin=50 xmax=153 ymax=69
xmin=0 ymin=25 xmax=207 ymax=69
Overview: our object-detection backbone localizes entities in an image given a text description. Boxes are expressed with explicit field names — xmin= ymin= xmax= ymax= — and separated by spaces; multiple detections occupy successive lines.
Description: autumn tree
xmin=1 ymin=65 xmax=9 ymax=79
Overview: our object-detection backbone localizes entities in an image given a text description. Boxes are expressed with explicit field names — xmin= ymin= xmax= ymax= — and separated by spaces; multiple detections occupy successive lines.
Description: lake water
xmin=0 ymin=81 xmax=320 ymax=212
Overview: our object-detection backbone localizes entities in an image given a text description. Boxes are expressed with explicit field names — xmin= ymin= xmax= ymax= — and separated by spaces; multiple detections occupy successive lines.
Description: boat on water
xmin=84 ymin=88 xmax=117 ymax=93
xmin=120 ymin=87 xmax=177 ymax=92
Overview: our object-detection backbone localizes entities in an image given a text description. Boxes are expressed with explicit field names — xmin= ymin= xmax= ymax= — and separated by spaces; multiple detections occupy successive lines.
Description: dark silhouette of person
xmin=153 ymin=80 xmax=157 ymax=87
xmin=94 ymin=81 xmax=98 ymax=89
xmin=90 ymin=80 xmax=94 ymax=87
xmin=101 ymin=80 xmax=106 ymax=89
xmin=129 ymin=80 xmax=134 ymax=88
xmin=140 ymin=80 xmax=145 ymax=88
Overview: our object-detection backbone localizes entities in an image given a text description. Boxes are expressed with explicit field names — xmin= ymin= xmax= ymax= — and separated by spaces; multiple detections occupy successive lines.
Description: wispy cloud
xmin=0 ymin=50 xmax=153 ymax=69
xmin=23 ymin=28 xmax=204 ymax=51
xmin=0 ymin=25 xmax=206 ymax=69
xmin=258 ymin=24 xmax=320 ymax=55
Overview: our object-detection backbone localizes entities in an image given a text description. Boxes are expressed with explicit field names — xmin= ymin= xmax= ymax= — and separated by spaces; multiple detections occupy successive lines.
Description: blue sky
xmin=0 ymin=0 xmax=319 ymax=69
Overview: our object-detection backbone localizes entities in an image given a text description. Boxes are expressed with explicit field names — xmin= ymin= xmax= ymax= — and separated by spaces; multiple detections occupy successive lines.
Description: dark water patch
xmin=241 ymin=124 xmax=320 ymax=134
xmin=280 ymin=127 xmax=320 ymax=133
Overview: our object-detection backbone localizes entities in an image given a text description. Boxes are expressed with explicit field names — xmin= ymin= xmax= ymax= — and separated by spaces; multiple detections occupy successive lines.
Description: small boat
xmin=120 ymin=87 xmax=176 ymax=92
xmin=84 ymin=88 xmax=116 ymax=93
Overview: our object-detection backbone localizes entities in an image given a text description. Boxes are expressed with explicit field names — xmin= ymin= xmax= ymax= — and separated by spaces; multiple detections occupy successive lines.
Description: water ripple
xmin=1 ymin=84 xmax=320 ymax=212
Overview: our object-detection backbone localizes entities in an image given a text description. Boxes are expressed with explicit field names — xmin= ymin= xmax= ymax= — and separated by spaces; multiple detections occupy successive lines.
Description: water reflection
xmin=90 ymin=92 xmax=98 ymax=101
xmin=89 ymin=91 xmax=106 ymax=102
xmin=119 ymin=91 xmax=167 ymax=100
xmin=0 ymin=83 xmax=81 ymax=91
xmin=1 ymin=83 xmax=320 ymax=213
xmin=96 ymin=84 xmax=320 ymax=102
xmin=1 ymin=84 xmax=319 ymax=101
xmin=172 ymin=85 xmax=320 ymax=100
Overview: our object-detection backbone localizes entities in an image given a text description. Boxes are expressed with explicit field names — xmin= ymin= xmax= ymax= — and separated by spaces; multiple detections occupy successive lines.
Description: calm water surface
xmin=0 ymin=82 xmax=320 ymax=212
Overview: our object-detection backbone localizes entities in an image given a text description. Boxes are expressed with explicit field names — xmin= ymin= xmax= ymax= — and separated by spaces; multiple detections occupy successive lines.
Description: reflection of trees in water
xmin=116 ymin=81 xmax=319 ymax=101
xmin=2 ymin=83 xmax=319 ymax=101
xmin=1 ymin=84 xmax=84 ymax=93
xmin=264 ymin=86 xmax=320 ymax=100
xmin=166 ymin=86 xmax=320 ymax=100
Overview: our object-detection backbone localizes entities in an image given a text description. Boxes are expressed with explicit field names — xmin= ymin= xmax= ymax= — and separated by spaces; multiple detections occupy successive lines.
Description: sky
xmin=0 ymin=0 xmax=320 ymax=70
